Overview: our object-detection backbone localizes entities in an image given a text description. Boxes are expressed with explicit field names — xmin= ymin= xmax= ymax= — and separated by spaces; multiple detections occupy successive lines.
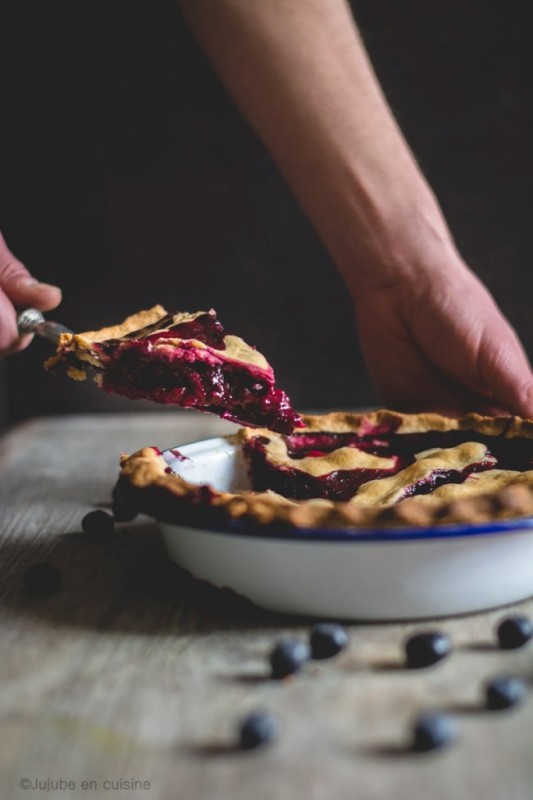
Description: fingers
xmin=354 ymin=278 xmax=533 ymax=422
xmin=0 ymin=288 xmax=32 ymax=354
xmin=0 ymin=232 xmax=62 ymax=311
xmin=409 ymin=273 xmax=533 ymax=421
xmin=0 ymin=232 xmax=62 ymax=356
xmin=478 ymin=325 xmax=533 ymax=420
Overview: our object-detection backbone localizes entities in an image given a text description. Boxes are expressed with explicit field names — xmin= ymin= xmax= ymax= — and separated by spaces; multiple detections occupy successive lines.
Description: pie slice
xmin=45 ymin=305 xmax=303 ymax=433
xmin=113 ymin=410 xmax=533 ymax=530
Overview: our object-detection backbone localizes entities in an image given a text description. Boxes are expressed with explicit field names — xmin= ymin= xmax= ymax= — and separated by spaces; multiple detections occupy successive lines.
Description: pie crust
xmin=45 ymin=305 xmax=302 ymax=433
xmin=113 ymin=410 xmax=533 ymax=530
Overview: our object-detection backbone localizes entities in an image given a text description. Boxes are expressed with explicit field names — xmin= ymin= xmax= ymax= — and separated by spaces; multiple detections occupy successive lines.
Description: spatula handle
xmin=17 ymin=308 xmax=73 ymax=344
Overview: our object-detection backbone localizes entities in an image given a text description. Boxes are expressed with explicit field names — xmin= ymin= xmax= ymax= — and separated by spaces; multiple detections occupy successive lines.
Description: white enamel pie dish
xmin=157 ymin=437 xmax=533 ymax=620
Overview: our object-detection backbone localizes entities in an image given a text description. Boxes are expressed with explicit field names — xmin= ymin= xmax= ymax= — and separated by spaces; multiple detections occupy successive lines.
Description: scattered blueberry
xmin=405 ymin=631 xmax=452 ymax=669
xmin=269 ymin=639 xmax=310 ymax=679
xmin=23 ymin=563 xmax=62 ymax=596
xmin=81 ymin=510 xmax=115 ymax=537
xmin=310 ymin=623 xmax=349 ymax=660
xmin=238 ymin=711 xmax=279 ymax=750
xmin=496 ymin=616 xmax=533 ymax=650
xmin=485 ymin=676 xmax=527 ymax=711
xmin=411 ymin=712 xmax=459 ymax=753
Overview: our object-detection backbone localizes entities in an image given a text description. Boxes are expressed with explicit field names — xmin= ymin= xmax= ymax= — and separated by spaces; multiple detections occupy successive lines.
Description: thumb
xmin=0 ymin=231 xmax=62 ymax=311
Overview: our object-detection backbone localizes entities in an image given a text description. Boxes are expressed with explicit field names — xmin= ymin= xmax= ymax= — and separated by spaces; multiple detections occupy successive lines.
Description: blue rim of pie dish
xmin=163 ymin=513 xmax=533 ymax=543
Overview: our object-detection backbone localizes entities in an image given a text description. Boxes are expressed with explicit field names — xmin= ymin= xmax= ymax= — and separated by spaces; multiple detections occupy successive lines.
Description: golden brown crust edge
xmin=44 ymin=305 xmax=171 ymax=372
xmin=115 ymin=411 xmax=533 ymax=530
xmin=44 ymin=306 xmax=272 ymax=374
xmin=291 ymin=409 xmax=533 ymax=438
xmin=75 ymin=305 xmax=171 ymax=344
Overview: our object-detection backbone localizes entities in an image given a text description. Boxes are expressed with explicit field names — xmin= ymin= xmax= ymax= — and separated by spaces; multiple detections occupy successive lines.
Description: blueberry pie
xmin=114 ymin=410 xmax=533 ymax=529
xmin=45 ymin=305 xmax=302 ymax=433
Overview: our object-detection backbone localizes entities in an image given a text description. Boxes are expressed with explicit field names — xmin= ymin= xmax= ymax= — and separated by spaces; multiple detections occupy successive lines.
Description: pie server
xmin=17 ymin=308 xmax=73 ymax=344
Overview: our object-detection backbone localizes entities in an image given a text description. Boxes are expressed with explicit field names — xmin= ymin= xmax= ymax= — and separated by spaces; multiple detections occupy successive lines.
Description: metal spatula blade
xmin=17 ymin=308 xmax=73 ymax=344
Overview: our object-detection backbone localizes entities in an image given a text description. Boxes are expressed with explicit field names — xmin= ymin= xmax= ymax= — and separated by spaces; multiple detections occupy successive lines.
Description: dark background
xmin=1 ymin=0 xmax=532 ymax=428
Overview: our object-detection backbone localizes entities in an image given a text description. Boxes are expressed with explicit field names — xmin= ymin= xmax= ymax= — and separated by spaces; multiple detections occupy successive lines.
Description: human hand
xmin=0 ymin=232 xmax=62 ymax=356
xmin=177 ymin=0 xmax=533 ymax=419
xmin=354 ymin=263 xmax=533 ymax=418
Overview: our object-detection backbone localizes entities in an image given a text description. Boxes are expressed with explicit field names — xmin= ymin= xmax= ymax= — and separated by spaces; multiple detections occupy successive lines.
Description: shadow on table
xmin=0 ymin=520 xmax=308 ymax=634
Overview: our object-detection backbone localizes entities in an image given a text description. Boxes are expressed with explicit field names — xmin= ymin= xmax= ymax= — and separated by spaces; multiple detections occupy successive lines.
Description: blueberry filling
xmin=245 ymin=436 xmax=404 ymax=501
xmin=284 ymin=432 xmax=387 ymax=459
xmin=90 ymin=325 xmax=302 ymax=433
xmin=146 ymin=313 xmax=226 ymax=349
xmin=54 ymin=310 xmax=302 ymax=434
xmin=397 ymin=460 xmax=496 ymax=501
xmin=285 ymin=428 xmax=533 ymax=469
xmin=99 ymin=351 xmax=299 ymax=433
xmin=244 ymin=427 xmax=533 ymax=502
xmin=111 ymin=311 xmax=226 ymax=349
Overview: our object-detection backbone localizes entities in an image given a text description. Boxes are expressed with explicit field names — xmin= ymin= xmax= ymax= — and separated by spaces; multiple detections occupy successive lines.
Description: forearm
xmin=177 ymin=0 xmax=461 ymax=294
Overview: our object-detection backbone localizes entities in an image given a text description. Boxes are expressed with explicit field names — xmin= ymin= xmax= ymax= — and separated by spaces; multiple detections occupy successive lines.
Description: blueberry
xmin=405 ymin=631 xmax=452 ymax=669
xmin=310 ymin=623 xmax=349 ymax=660
xmin=496 ymin=616 xmax=533 ymax=650
xmin=81 ymin=510 xmax=115 ymax=537
xmin=23 ymin=563 xmax=62 ymax=596
xmin=485 ymin=676 xmax=527 ymax=710
xmin=269 ymin=639 xmax=310 ymax=679
xmin=238 ymin=711 xmax=279 ymax=750
xmin=412 ymin=712 xmax=459 ymax=753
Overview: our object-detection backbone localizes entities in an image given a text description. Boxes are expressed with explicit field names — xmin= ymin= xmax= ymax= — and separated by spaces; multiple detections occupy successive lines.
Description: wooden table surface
xmin=1 ymin=412 xmax=533 ymax=800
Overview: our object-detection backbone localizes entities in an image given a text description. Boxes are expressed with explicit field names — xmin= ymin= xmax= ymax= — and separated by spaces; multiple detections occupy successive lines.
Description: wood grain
xmin=1 ymin=412 xmax=533 ymax=800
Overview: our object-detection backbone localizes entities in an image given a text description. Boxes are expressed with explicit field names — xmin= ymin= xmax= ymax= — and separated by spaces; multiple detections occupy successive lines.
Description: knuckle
xmin=0 ymin=238 xmax=28 ymax=282
xmin=0 ymin=256 xmax=28 ymax=283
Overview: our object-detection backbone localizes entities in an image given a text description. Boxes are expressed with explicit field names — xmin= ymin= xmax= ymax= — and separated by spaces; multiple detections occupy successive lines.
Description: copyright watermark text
xmin=19 ymin=778 xmax=151 ymax=792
